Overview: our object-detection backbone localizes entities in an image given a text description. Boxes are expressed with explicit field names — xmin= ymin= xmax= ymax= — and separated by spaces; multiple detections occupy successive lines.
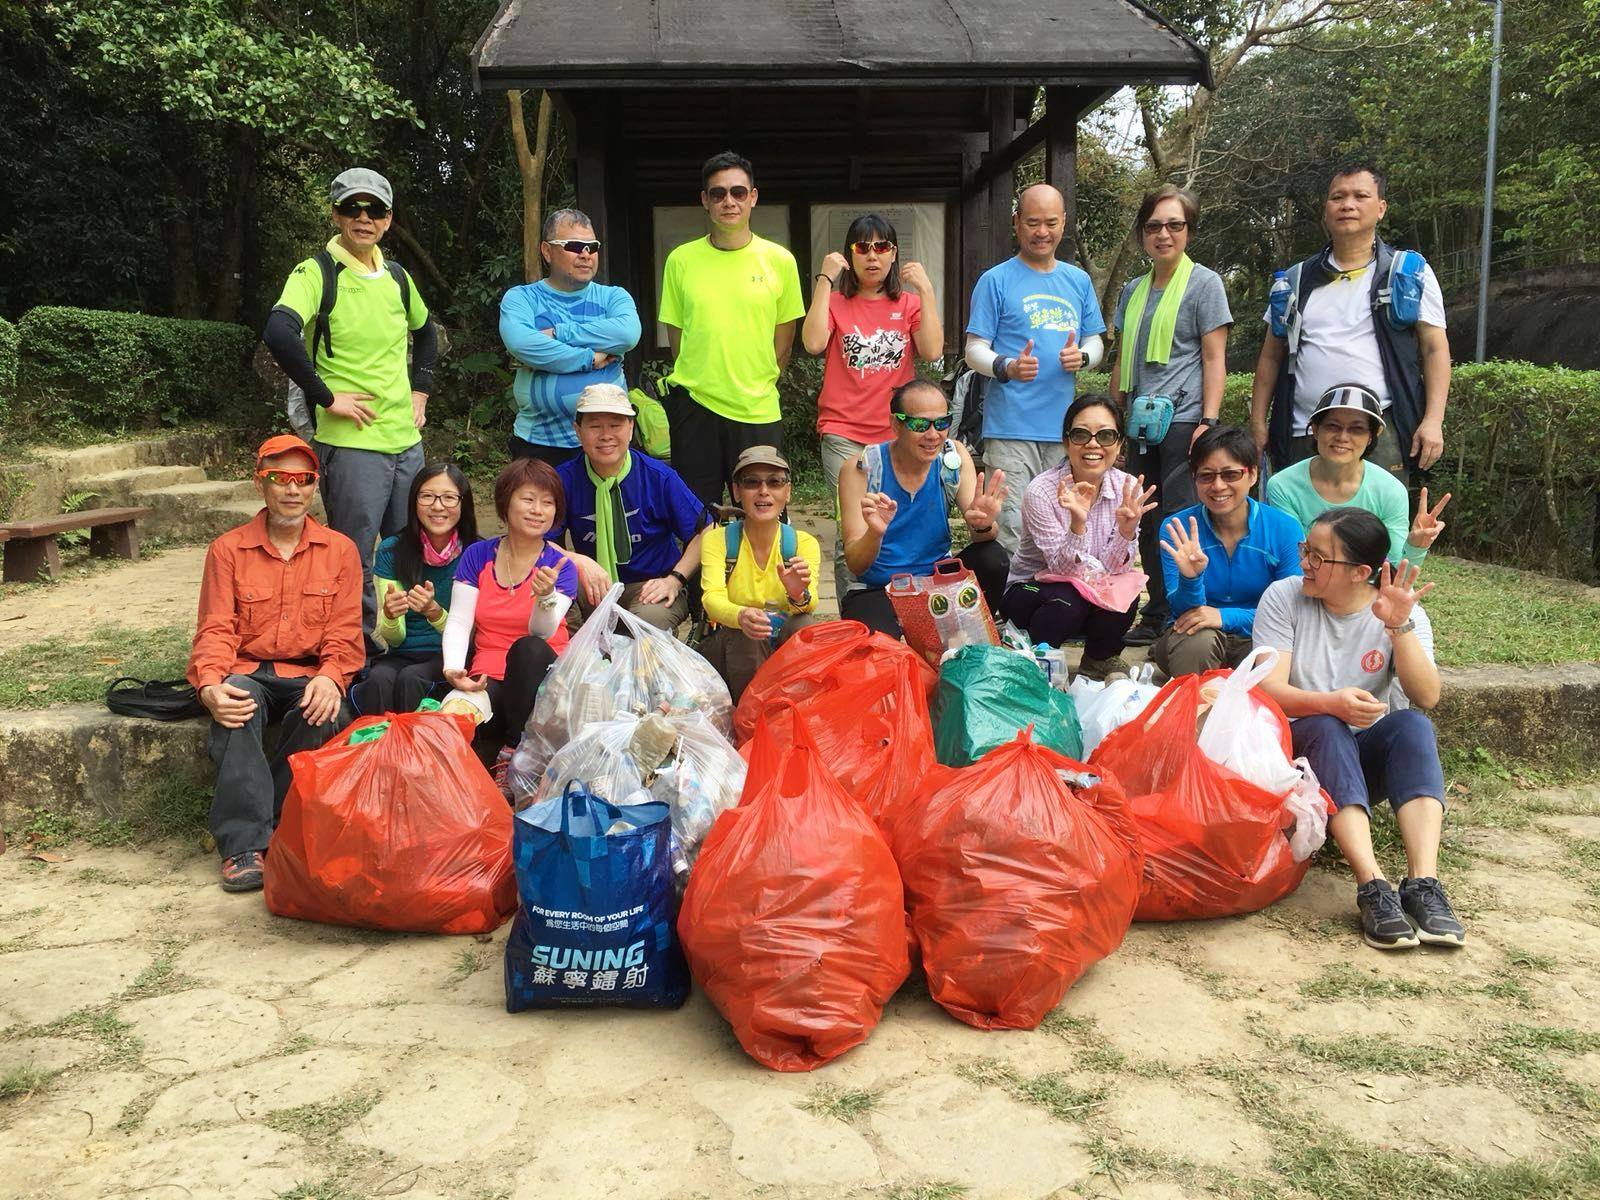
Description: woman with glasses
xmin=355 ymin=464 xmax=480 ymax=715
xmin=999 ymin=395 xmax=1157 ymax=680
xmin=838 ymin=378 xmax=1008 ymax=639
xmin=802 ymin=213 xmax=944 ymax=599
xmin=1265 ymin=384 xmax=1450 ymax=565
xmin=698 ymin=446 xmax=824 ymax=701
xmin=1150 ymin=426 xmax=1304 ymax=677
xmin=1253 ymin=507 xmax=1463 ymax=952
xmin=1110 ymin=186 xmax=1234 ymax=650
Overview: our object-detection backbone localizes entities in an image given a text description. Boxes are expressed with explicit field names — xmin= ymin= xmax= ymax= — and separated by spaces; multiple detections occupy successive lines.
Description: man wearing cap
xmin=261 ymin=167 xmax=438 ymax=646
xmin=553 ymin=383 xmax=709 ymax=631
xmin=698 ymin=444 xmax=823 ymax=701
xmin=1250 ymin=161 xmax=1450 ymax=479
xmin=187 ymin=436 xmax=365 ymax=892
xmin=500 ymin=207 xmax=641 ymax=467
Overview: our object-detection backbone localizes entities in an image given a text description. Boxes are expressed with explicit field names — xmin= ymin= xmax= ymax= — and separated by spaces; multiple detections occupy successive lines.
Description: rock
xmin=303 ymin=1002 xmax=546 ymax=1050
xmin=1434 ymin=662 xmax=1600 ymax=769
xmin=347 ymin=1054 xmax=526 ymax=1163
xmin=514 ymin=1103 xmax=716 ymax=1200
xmin=1103 ymin=1078 xmax=1273 ymax=1170
xmin=698 ymin=1079 xmax=879 ymax=1188
xmin=120 ymin=988 xmax=282 ymax=1075
xmin=1059 ymin=960 xmax=1242 ymax=1068
xmin=0 ymin=1036 xmax=95 ymax=1074
xmin=142 ymin=1048 xmax=366 ymax=1132
xmin=49 ymin=1124 xmax=306 ymax=1200
xmin=0 ymin=944 xmax=153 ymax=1026
xmin=1306 ymin=1078 xmax=1549 ymax=1164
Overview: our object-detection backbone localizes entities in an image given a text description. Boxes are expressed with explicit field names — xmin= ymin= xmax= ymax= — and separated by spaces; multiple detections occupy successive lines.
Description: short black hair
xmin=1188 ymin=425 xmax=1259 ymax=474
xmin=1061 ymin=393 xmax=1123 ymax=442
xmin=701 ymin=151 xmax=754 ymax=191
xmin=1328 ymin=159 xmax=1387 ymax=200
xmin=1310 ymin=507 xmax=1390 ymax=576
xmin=889 ymin=377 xmax=946 ymax=416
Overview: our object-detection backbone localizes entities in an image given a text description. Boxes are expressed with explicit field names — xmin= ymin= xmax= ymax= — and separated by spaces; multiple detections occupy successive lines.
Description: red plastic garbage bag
xmin=888 ymin=731 xmax=1143 ymax=1031
xmin=732 ymin=620 xmax=935 ymax=746
xmin=265 ymin=712 xmax=516 ymax=934
xmin=678 ymin=711 xmax=910 ymax=1071
xmin=1091 ymin=674 xmax=1314 ymax=921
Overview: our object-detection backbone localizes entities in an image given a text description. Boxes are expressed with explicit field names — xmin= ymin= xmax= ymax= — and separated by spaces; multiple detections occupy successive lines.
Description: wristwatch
xmin=1199 ymin=416 xmax=1220 ymax=427
xmin=790 ymin=589 xmax=812 ymax=607
xmin=668 ymin=569 xmax=689 ymax=587
xmin=1385 ymin=618 xmax=1416 ymax=637
xmin=993 ymin=356 xmax=1010 ymax=383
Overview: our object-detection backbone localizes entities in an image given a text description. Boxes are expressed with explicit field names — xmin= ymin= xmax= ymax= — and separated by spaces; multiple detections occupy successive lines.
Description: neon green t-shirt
xmin=274 ymin=252 xmax=429 ymax=454
xmin=658 ymin=233 xmax=805 ymax=424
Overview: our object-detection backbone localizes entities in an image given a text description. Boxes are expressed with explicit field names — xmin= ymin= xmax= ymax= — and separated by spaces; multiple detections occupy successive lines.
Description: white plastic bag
xmin=1195 ymin=647 xmax=1302 ymax=795
xmin=1285 ymin=757 xmax=1330 ymax=862
xmin=517 ymin=583 xmax=732 ymax=780
xmin=1072 ymin=662 xmax=1161 ymax=756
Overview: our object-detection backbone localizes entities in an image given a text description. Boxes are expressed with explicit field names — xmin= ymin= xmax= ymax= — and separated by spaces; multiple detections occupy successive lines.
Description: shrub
xmin=0 ymin=315 xmax=16 ymax=404
xmin=13 ymin=306 xmax=272 ymax=435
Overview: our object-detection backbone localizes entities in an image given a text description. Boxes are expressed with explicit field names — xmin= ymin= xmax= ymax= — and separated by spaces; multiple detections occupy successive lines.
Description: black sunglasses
xmin=1067 ymin=427 xmax=1123 ymax=447
xmin=335 ymin=198 xmax=390 ymax=219
xmin=706 ymin=185 xmax=751 ymax=203
xmin=852 ymin=239 xmax=895 ymax=255
xmin=1142 ymin=218 xmax=1188 ymax=236
xmin=546 ymin=238 xmax=601 ymax=255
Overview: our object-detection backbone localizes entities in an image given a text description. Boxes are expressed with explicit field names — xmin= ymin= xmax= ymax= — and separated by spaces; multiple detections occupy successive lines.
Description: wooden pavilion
xmin=472 ymin=0 xmax=1210 ymax=353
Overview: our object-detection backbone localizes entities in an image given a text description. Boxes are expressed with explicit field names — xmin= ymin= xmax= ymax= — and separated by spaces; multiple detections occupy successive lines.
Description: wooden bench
xmin=0 ymin=506 xmax=153 ymax=583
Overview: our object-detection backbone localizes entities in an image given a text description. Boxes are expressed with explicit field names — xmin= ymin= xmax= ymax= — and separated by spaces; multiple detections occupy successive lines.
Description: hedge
xmin=0 ymin=315 xmax=17 ymax=421
xmin=12 ymin=306 xmax=271 ymax=434
xmin=774 ymin=357 xmax=1600 ymax=582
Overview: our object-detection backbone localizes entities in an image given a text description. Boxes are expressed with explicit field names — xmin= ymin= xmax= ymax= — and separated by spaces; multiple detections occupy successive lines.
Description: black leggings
xmin=840 ymin=540 xmax=1011 ymax=639
xmin=1000 ymin=581 xmax=1137 ymax=659
xmin=480 ymin=635 xmax=558 ymax=751
xmin=356 ymin=650 xmax=443 ymax=716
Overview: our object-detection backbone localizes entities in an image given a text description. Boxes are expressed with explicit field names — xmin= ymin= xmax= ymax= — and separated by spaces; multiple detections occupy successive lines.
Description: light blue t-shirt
xmin=499 ymin=280 xmax=641 ymax=449
xmin=966 ymin=256 xmax=1106 ymax=443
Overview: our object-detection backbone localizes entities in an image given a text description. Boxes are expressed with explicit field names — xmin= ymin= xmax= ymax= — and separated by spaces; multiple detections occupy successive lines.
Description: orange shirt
xmin=187 ymin=510 xmax=366 ymax=692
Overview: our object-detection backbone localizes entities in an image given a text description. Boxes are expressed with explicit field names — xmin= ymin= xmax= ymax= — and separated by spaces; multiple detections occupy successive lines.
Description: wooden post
xmin=508 ymin=88 xmax=554 ymax=282
xmin=959 ymin=135 xmax=989 ymax=335
xmin=573 ymin=94 xmax=609 ymax=251
xmin=1045 ymin=87 xmax=1080 ymax=262
xmin=986 ymin=86 xmax=1017 ymax=263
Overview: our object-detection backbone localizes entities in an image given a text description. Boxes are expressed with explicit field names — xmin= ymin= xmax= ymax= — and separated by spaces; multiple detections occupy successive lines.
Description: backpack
xmin=1282 ymin=242 xmax=1429 ymax=363
xmin=948 ymin=364 xmax=986 ymax=453
xmin=105 ymin=677 xmax=206 ymax=722
xmin=724 ymin=519 xmax=798 ymax=574
xmin=861 ymin=439 xmax=963 ymax=509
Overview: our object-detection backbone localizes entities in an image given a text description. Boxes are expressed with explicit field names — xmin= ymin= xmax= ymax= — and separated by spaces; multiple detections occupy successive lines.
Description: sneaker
xmin=220 ymin=850 xmax=264 ymax=893
xmin=1076 ymin=654 xmax=1131 ymax=682
xmin=1400 ymin=877 xmax=1467 ymax=947
xmin=490 ymin=744 xmax=516 ymax=805
xmin=1122 ymin=620 xmax=1160 ymax=648
xmin=1356 ymin=878 xmax=1420 ymax=950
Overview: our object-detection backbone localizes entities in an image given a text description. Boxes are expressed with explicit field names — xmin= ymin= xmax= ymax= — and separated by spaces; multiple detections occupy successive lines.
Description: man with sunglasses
xmin=263 ymin=167 xmax=437 ymax=649
xmin=658 ymin=151 xmax=805 ymax=506
xmin=500 ymin=208 xmax=641 ymax=467
xmin=965 ymin=184 xmax=1107 ymax=555
xmin=187 ymin=435 xmax=365 ymax=892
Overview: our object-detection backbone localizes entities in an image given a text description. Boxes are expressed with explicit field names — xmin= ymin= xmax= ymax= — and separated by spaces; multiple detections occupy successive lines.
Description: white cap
xmin=574 ymin=383 xmax=636 ymax=418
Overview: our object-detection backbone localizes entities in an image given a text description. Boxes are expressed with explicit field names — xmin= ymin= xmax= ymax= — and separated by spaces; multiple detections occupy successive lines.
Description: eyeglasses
xmin=1142 ymin=218 xmax=1188 ymax=236
xmin=1066 ymin=427 xmax=1122 ymax=447
xmin=545 ymin=238 xmax=601 ymax=255
xmin=894 ymin=412 xmax=954 ymax=433
xmin=1298 ymin=542 xmax=1364 ymax=572
xmin=706 ymin=185 xmax=751 ymax=203
xmin=851 ymin=239 xmax=895 ymax=255
xmin=257 ymin=469 xmax=318 ymax=487
xmin=418 ymin=492 xmax=462 ymax=509
xmin=335 ymin=198 xmax=389 ymax=219
xmin=1194 ymin=467 xmax=1250 ymax=485
xmin=736 ymin=473 xmax=790 ymax=490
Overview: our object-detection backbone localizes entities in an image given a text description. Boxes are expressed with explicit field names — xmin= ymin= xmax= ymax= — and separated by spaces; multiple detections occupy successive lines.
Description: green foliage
xmin=14 ymin=307 xmax=272 ymax=433
xmin=0 ymin=314 xmax=16 ymax=411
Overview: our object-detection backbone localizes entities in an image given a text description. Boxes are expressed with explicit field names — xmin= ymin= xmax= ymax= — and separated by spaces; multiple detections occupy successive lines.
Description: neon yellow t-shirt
xmin=699 ymin=522 xmax=821 ymax=629
xmin=274 ymin=246 xmax=429 ymax=454
xmin=658 ymin=233 xmax=804 ymax=424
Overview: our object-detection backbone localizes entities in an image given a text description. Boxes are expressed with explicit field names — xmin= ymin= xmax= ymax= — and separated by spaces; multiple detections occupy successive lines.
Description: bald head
xmin=1014 ymin=184 xmax=1067 ymax=266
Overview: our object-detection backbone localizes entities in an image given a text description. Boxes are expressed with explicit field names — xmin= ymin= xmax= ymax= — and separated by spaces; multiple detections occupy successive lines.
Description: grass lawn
xmin=0 ymin=623 xmax=192 ymax=709
xmin=1424 ymin=555 xmax=1600 ymax=668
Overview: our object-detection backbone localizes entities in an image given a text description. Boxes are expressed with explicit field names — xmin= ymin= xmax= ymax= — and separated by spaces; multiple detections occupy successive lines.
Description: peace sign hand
xmin=1408 ymin=487 xmax=1451 ymax=551
xmin=1058 ymin=477 xmax=1098 ymax=533
xmin=963 ymin=469 xmax=1007 ymax=533
xmin=1159 ymin=515 xmax=1210 ymax=580
xmin=1370 ymin=558 xmax=1436 ymax=629
xmin=1114 ymin=474 xmax=1159 ymax=541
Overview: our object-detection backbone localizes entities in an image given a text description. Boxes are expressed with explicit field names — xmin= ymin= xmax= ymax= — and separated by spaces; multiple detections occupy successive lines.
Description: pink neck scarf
xmin=421 ymin=529 xmax=460 ymax=567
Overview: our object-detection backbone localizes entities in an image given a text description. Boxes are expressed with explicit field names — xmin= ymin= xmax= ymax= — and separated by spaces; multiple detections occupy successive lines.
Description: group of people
xmin=187 ymin=152 xmax=1463 ymax=954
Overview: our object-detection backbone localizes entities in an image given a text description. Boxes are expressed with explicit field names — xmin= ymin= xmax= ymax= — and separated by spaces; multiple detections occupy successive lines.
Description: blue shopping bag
xmin=505 ymin=781 xmax=690 ymax=1011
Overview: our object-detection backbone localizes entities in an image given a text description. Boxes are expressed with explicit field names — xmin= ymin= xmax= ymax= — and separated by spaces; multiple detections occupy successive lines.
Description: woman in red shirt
xmin=802 ymin=213 xmax=944 ymax=598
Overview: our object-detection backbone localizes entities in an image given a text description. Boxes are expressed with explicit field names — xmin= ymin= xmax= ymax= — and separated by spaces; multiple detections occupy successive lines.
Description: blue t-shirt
xmin=855 ymin=442 xmax=952 ymax=589
xmin=499 ymin=280 xmax=642 ymax=449
xmin=1162 ymin=498 xmax=1305 ymax=637
xmin=966 ymin=256 xmax=1106 ymax=442
xmin=553 ymin=452 xmax=708 ymax=583
xmin=372 ymin=533 xmax=465 ymax=654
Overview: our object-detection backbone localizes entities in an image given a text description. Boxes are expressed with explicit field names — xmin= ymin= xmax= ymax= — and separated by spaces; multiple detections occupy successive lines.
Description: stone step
xmin=4 ymin=429 xmax=234 ymax=521
xmin=72 ymin=465 xmax=209 ymax=505
xmin=131 ymin=480 xmax=261 ymax=540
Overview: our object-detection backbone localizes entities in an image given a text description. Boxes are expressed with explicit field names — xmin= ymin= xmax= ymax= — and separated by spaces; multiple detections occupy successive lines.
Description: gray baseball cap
xmin=330 ymin=168 xmax=393 ymax=207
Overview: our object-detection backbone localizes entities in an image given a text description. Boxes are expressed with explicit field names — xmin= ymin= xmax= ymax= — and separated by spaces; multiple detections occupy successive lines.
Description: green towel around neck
xmin=587 ymin=451 xmax=634 ymax=581
xmin=1118 ymin=253 xmax=1196 ymax=394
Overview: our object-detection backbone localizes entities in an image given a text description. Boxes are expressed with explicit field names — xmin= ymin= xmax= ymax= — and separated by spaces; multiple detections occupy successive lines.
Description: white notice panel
xmin=808 ymin=203 xmax=946 ymax=300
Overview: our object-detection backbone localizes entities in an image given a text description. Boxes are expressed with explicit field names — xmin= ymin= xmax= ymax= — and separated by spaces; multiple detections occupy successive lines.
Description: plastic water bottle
xmin=764 ymin=602 xmax=787 ymax=644
xmin=1268 ymin=270 xmax=1292 ymax=338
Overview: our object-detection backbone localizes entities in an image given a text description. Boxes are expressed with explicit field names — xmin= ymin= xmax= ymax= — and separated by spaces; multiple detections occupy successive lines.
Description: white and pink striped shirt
xmin=1007 ymin=462 xmax=1138 ymax=587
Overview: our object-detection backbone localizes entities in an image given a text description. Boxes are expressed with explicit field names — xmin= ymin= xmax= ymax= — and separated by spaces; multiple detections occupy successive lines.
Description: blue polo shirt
xmin=554 ymin=453 xmax=708 ymax=583
xmin=1162 ymin=498 xmax=1305 ymax=636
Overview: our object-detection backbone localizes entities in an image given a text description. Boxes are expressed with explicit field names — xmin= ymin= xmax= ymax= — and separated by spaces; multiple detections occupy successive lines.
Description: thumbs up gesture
xmin=1011 ymin=338 xmax=1040 ymax=382
xmin=1059 ymin=329 xmax=1085 ymax=372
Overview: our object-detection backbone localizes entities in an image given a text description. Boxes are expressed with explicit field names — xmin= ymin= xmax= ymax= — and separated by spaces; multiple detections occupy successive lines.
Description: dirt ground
xmin=0 ymin=546 xmax=208 ymax=654
xmin=2 ymin=780 xmax=1597 ymax=1200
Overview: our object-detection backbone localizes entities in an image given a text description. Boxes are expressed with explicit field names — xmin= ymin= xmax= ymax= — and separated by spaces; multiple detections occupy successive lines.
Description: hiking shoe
xmin=220 ymin=850 xmax=264 ymax=893
xmin=1356 ymin=878 xmax=1419 ymax=950
xmin=1076 ymin=654 xmax=1131 ymax=682
xmin=1122 ymin=620 xmax=1160 ymax=648
xmin=1400 ymin=877 xmax=1467 ymax=947
xmin=490 ymin=744 xmax=517 ymax=805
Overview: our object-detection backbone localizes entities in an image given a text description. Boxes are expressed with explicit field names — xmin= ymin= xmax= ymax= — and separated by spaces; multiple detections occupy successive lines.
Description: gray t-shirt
xmin=1113 ymin=263 xmax=1233 ymax=422
xmin=1252 ymin=576 xmax=1434 ymax=720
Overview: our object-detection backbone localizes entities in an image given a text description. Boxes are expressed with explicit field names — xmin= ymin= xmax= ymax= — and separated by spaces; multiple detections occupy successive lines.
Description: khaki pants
xmin=1150 ymin=626 xmax=1254 ymax=679
xmin=820 ymin=433 xmax=869 ymax=603
xmin=980 ymin=438 xmax=1066 ymax=555
xmin=699 ymin=612 xmax=825 ymax=703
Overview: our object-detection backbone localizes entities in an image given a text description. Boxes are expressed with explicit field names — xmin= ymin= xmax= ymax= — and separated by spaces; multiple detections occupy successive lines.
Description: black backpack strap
xmin=311 ymin=250 xmax=342 ymax=362
xmin=385 ymin=259 xmax=412 ymax=322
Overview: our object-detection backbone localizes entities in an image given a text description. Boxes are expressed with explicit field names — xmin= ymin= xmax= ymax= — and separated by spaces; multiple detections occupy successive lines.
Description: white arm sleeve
xmin=964 ymin=335 xmax=999 ymax=378
xmin=1080 ymin=333 xmax=1105 ymax=371
xmin=441 ymin=582 xmax=478 ymax=671
xmin=528 ymin=591 xmax=573 ymax=639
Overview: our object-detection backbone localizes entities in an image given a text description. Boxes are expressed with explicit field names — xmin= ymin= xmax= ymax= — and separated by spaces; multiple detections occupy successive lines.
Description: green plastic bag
xmin=630 ymin=387 xmax=671 ymax=459
xmin=932 ymin=645 xmax=1083 ymax=767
